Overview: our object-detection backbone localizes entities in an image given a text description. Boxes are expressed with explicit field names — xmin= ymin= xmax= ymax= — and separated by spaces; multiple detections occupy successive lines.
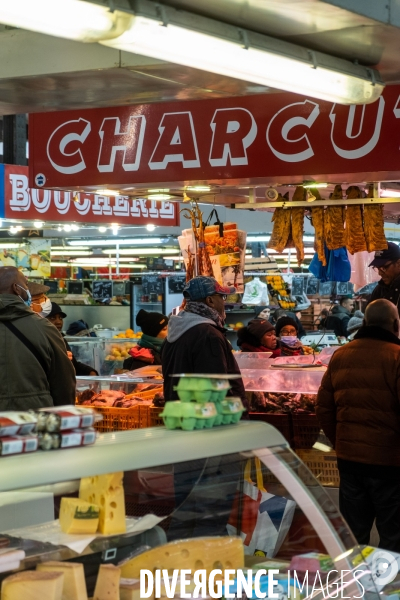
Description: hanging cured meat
xmin=291 ymin=186 xmax=306 ymax=266
xmin=363 ymin=184 xmax=388 ymax=253
xmin=324 ymin=185 xmax=346 ymax=250
xmin=309 ymin=188 xmax=326 ymax=266
xmin=345 ymin=186 xmax=367 ymax=254
xmin=268 ymin=192 xmax=291 ymax=253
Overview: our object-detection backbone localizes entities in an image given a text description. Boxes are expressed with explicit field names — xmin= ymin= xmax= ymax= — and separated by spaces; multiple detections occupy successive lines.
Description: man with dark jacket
xmin=0 ymin=267 xmax=75 ymax=409
xmin=46 ymin=302 xmax=98 ymax=376
xmin=324 ymin=296 xmax=354 ymax=337
xmin=162 ymin=276 xmax=246 ymax=405
xmin=316 ymin=299 xmax=400 ymax=551
xmin=369 ymin=242 xmax=400 ymax=309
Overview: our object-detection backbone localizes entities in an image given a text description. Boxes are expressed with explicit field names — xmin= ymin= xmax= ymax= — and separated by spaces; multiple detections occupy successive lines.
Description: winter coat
xmin=316 ymin=325 xmax=400 ymax=467
xmin=123 ymin=348 xmax=162 ymax=371
xmin=0 ymin=295 xmax=76 ymax=410
xmin=63 ymin=337 xmax=98 ymax=376
xmin=239 ymin=341 xmax=281 ymax=358
xmin=370 ymin=274 xmax=400 ymax=309
xmin=161 ymin=310 xmax=246 ymax=405
xmin=324 ymin=305 xmax=351 ymax=337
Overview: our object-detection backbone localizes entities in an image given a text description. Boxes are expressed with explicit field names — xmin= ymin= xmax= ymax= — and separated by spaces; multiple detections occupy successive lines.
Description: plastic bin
xmin=296 ymin=449 xmax=339 ymax=487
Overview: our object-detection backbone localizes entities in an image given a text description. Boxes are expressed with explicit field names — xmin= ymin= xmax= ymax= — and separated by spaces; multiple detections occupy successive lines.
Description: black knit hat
xmin=136 ymin=309 xmax=168 ymax=337
xmin=275 ymin=316 xmax=298 ymax=337
xmin=247 ymin=318 xmax=275 ymax=342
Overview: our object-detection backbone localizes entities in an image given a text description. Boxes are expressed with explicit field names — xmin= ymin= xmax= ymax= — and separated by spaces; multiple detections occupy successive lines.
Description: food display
xmin=250 ymin=391 xmax=316 ymax=413
xmin=38 ymin=428 xmax=97 ymax=451
xmin=94 ymin=564 xmax=120 ymax=600
xmin=266 ymin=275 xmax=296 ymax=310
xmin=268 ymin=186 xmax=305 ymax=267
xmin=79 ymin=471 xmax=126 ymax=534
xmin=1 ymin=571 xmax=64 ymax=600
xmin=324 ymin=184 xmax=346 ymax=250
xmin=36 ymin=562 xmax=88 ymax=600
xmin=161 ymin=375 xmax=244 ymax=430
xmin=59 ymin=498 xmax=99 ymax=534
xmin=113 ymin=329 xmax=141 ymax=340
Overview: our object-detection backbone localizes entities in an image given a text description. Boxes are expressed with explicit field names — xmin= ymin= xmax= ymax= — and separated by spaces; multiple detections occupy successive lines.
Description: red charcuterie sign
xmin=29 ymin=87 xmax=400 ymax=190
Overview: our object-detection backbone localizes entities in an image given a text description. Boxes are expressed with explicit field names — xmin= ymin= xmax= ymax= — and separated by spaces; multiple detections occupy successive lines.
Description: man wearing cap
xmin=46 ymin=302 xmax=98 ymax=376
xmin=162 ymin=276 xmax=246 ymax=405
xmin=369 ymin=242 xmax=400 ymax=309
xmin=27 ymin=281 xmax=52 ymax=318
xmin=0 ymin=267 xmax=75 ymax=409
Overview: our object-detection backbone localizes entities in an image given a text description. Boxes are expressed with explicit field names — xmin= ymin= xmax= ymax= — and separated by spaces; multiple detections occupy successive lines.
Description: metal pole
xmin=116 ymin=242 xmax=120 ymax=276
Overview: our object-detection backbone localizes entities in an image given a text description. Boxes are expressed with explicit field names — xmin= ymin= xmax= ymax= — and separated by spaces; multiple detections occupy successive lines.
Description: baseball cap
xmin=27 ymin=281 xmax=50 ymax=296
xmin=183 ymin=276 xmax=235 ymax=301
xmin=47 ymin=301 xmax=67 ymax=319
xmin=368 ymin=242 xmax=400 ymax=267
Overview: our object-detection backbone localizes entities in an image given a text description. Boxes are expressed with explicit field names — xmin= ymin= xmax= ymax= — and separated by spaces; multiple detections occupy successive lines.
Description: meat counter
xmin=0 ymin=423 xmax=388 ymax=600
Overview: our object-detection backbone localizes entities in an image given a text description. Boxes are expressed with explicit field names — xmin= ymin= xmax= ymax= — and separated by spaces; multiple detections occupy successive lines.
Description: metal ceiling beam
xmin=233 ymin=197 xmax=400 ymax=210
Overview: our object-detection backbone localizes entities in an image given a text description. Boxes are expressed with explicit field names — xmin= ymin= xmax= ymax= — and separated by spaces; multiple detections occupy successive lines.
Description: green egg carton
xmin=174 ymin=376 xmax=231 ymax=403
xmin=216 ymin=397 xmax=245 ymax=425
xmin=161 ymin=401 xmax=217 ymax=431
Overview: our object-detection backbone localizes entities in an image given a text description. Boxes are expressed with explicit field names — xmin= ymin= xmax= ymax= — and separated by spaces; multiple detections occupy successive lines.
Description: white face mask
xmin=39 ymin=298 xmax=52 ymax=318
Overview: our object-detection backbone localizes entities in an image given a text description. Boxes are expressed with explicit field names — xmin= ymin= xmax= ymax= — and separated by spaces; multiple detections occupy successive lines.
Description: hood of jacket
xmin=0 ymin=294 xmax=33 ymax=322
xmin=167 ymin=310 xmax=217 ymax=343
xmin=331 ymin=304 xmax=350 ymax=318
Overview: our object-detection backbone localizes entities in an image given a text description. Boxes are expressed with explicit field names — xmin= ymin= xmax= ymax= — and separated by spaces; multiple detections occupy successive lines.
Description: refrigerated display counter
xmin=0 ymin=423 xmax=389 ymax=599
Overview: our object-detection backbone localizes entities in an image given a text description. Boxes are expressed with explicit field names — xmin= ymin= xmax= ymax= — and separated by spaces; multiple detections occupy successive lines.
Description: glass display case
xmin=65 ymin=338 xmax=142 ymax=375
xmin=0 ymin=423 xmax=388 ymax=599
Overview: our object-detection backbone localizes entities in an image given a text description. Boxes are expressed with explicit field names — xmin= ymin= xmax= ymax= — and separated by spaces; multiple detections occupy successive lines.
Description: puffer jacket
xmin=0 ymin=295 xmax=76 ymax=410
xmin=316 ymin=325 xmax=400 ymax=466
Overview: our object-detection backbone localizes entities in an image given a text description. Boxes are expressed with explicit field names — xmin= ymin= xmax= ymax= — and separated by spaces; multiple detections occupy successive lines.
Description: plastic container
xmin=235 ymin=353 xmax=273 ymax=370
xmin=161 ymin=401 xmax=218 ymax=430
xmin=241 ymin=368 xmax=324 ymax=394
xmin=175 ymin=376 xmax=231 ymax=403
xmin=296 ymin=449 xmax=339 ymax=487
xmin=100 ymin=339 xmax=138 ymax=375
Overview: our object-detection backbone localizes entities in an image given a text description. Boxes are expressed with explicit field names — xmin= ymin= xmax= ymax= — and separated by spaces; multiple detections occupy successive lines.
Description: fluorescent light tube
xmin=101 ymin=5 xmax=383 ymax=105
xmin=51 ymin=250 xmax=93 ymax=256
xmin=68 ymin=238 xmax=165 ymax=246
xmin=103 ymin=248 xmax=180 ymax=255
xmin=0 ymin=0 xmax=132 ymax=42
xmin=381 ymin=189 xmax=400 ymax=198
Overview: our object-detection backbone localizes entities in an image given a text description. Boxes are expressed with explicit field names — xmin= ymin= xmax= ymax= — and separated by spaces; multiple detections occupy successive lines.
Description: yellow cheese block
xmin=2 ymin=571 xmax=64 ymax=600
xmin=120 ymin=579 xmax=142 ymax=600
xmin=79 ymin=472 xmax=126 ymax=535
xmin=60 ymin=498 xmax=99 ymax=535
xmin=121 ymin=537 xmax=244 ymax=578
xmin=37 ymin=561 xmax=88 ymax=600
xmin=94 ymin=564 xmax=121 ymax=600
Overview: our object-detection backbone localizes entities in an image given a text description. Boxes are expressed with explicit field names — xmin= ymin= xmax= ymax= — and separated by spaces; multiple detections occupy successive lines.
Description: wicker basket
xmin=296 ymin=449 xmax=339 ymax=487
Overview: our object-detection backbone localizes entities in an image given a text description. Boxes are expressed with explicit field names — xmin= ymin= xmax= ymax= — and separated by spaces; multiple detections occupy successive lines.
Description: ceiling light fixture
xmin=380 ymin=189 xmax=400 ymax=198
xmin=146 ymin=224 xmax=156 ymax=232
xmin=101 ymin=2 xmax=384 ymax=105
xmin=52 ymin=245 xmax=90 ymax=250
xmin=51 ymin=250 xmax=93 ymax=256
xmin=95 ymin=189 xmax=120 ymax=196
xmin=33 ymin=221 xmax=44 ymax=228
xmin=63 ymin=225 xmax=72 ymax=232
xmin=98 ymin=226 xmax=108 ymax=233
xmin=186 ymin=186 xmax=211 ymax=192
xmin=103 ymin=248 xmax=180 ymax=255
xmin=0 ymin=0 xmax=132 ymax=42
xmin=0 ymin=243 xmax=23 ymax=249
xmin=147 ymin=193 xmax=173 ymax=201
xmin=302 ymin=182 xmax=329 ymax=189
xmin=68 ymin=238 xmax=165 ymax=246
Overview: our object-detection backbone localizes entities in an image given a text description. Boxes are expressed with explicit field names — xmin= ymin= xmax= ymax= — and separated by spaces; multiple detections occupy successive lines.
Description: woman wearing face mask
xmin=275 ymin=316 xmax=306 ymax=356
xmin=27 ymin=282 xmax=52 ymax=317
xmin=237 ymin=319 xmax=281 ymax=357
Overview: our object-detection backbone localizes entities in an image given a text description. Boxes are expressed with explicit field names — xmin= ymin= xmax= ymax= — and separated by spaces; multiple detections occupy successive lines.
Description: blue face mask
xmin=17 ymin=284 xmax=32 ymax=307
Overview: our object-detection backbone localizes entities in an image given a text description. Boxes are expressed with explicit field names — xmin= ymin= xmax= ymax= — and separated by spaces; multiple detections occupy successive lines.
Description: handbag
xmin=227 ymin=457 xmax=296 ymax=557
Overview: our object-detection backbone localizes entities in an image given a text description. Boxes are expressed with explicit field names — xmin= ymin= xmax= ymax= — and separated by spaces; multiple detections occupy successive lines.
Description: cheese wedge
xmin=2 ymin=570 xmax=64 ymax=600
xmin=79 ymin=472 xmax=126 ymax=535
xmin=121 ymin=537 xmax=244 ymax=578
xmin=94 ymin=564 xmax=121 ymax=600
xmin=60 ymin=498 xmax=99 ymax=534
xmin=37 ymin=561 xmax=88 ymax=600
xmin=120 ymin=579 xmax=146 ymax=600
